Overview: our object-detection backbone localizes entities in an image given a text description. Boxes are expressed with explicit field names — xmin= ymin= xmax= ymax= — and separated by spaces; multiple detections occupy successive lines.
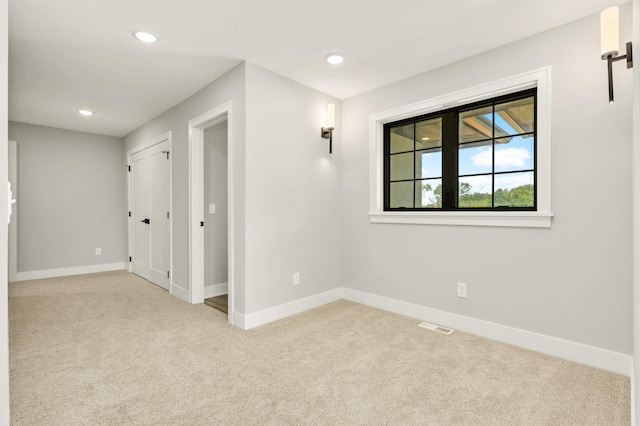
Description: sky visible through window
xmin=421 ymin=113 xmax=534 ymax=206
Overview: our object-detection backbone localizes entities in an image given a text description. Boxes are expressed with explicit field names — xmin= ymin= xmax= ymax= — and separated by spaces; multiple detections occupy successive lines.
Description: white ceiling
xmin=8 ymin=0 xmax=629 ymax=137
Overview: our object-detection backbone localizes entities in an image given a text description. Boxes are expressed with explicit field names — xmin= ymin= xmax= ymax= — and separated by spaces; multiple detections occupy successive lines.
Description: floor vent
xmin=418 ymin=322 xmax=454 ymax=335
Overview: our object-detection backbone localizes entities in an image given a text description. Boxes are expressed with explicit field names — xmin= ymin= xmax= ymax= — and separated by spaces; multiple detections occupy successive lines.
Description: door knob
xmin=140 ymin=218 xmax=150 ymax=224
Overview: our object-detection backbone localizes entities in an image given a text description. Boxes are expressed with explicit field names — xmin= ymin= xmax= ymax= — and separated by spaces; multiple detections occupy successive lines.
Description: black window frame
xmin=383 ymin=88 xmax=537 ymax=212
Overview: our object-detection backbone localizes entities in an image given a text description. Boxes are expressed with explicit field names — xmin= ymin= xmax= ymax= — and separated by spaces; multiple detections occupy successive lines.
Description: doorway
xmin=188 ymin=101 xmax=236 ymax=325
xmin=202 ymin=121 xmax=228 ymax=314
xmin=127 ymin=133 xmax=172 ymax=291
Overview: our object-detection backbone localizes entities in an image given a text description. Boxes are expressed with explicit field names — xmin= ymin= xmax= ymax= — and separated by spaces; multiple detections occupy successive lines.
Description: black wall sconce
xmin=601 ymin=6 xmax=633 ymax=103
xmin=321 ymin=103 xmax=335 ymax=154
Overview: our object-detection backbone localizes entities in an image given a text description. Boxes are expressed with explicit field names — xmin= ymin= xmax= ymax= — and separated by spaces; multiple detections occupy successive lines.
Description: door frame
xmin=127 ymin=132 xmax=173 ymax=293
xmin=188 ymin=101 xmax=235 ymax=326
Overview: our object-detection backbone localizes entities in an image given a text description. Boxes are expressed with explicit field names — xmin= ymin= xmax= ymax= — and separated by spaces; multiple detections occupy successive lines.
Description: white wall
xmin=124 ymin=64 xmax=246 ymax=312
xmin=632 ymin=0 xmax=640 ymax=417
xmin=341 ymin=6 xmax=633 ymax=354
xmin=7 ymin=122 xmax=125 ymax=273
xmin=244 ymin=63 xmax=342 ymax=314
xmin=124 ymin=62 xmax=344 ymax=317
xmin=204 ymin=121 xmax=228 ymax=289
xmin=0 ymin=0 xmax=9 ymax=421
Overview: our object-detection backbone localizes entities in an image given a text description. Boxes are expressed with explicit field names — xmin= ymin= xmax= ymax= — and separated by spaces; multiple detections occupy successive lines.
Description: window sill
xmin=368 ymin=211 xmax=553 ymax=228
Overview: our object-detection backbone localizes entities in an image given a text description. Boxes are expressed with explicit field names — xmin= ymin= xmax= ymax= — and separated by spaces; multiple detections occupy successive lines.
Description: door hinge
xmin=167 ymin=211 xmax=170 ymax=219
xmin=129 ymin=256 xmax=132 ymax=262
xmin=127 ymin=165 xmax=131 ymax=172
xmin=200 ymin=221 xmax=204 ymax=227
xmin=128 ymin=211 xmax=131 ymax=217
xmin=167 ymin=270 xmax=170 ymax=278
xmin=162 ymin=150 xmax=170 ymax=160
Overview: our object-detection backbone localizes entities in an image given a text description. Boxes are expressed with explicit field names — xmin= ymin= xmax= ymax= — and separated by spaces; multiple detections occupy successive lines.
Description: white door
xmin=130 ymin=140 xmax=170 ymax=290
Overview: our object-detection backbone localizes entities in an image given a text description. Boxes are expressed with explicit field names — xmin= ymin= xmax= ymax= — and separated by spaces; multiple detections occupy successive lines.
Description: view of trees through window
xmin=421 ymin=182 xmax=534 ymax=208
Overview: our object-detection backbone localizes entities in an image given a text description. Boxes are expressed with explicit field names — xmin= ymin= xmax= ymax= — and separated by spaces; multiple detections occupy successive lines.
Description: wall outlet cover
xmin=457 ymin=282 xmax=467 ymax=298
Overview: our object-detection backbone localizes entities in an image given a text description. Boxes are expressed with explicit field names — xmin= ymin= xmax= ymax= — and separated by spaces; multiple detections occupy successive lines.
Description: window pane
xmin=383 ymin=88 xmax=536 ymax=213
xmin=390 ymin=123 xmax=414 ymax=154
xmin=494 ymin=135 xmax=534 ymax=172
xmin=390 ymin=152 xmax=413 ymax=181
xmin=459 ymin=175 xmax=492 ymax=208
xmin=495 ymin=96 xmax=534 ymax=136
xmin=459 ymin=105 xmax=492 ymax=144
xmin=415 ymin=117 xmax=442 ymax=150
xmin=459 ymin=144 xmax=492 ymax=176
xmin=494 ymin=172 xmax=534 ymax=208
xmin=390 ymin=181 xmax=413 ymax=208
xmin=415 ymin=149 xmax=442 ymax=179
xmin=415 ymin=179 xmax=442 ymax=208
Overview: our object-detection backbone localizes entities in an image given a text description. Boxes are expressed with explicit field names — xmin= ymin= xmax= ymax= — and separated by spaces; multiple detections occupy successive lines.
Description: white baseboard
xmin=242 ymin=288 xmax=344 ymax=330
xmin=342 ymin=288 xmax=632 ymax=376
xmin=11 ymin=262 xmax=125 ymax=282
xmin=204 ymin=282 xmax=228 ymax=299
xmin=230 ymin=310 xmax=245 ymax=329
xmin=170 ymin=284 xmax=189 ymax=302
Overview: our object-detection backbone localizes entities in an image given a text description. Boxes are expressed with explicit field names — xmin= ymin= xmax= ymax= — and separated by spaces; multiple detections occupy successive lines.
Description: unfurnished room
xmin=1 ymin=0 xmax=640 ymax=424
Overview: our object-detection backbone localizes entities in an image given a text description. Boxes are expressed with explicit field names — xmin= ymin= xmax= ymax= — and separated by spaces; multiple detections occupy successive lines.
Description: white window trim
xmin=369 ymin=67 xmax=553 ymax=228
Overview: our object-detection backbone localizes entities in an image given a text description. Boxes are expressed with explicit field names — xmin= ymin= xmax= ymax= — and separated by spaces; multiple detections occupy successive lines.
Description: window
xmin=384 ymin=89 xmax=536 ymax=211
xmin=369 ymin=67 xmax=553 ymax=228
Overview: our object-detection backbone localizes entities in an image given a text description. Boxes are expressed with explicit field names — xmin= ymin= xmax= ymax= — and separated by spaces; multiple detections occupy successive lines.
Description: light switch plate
xmin=209 ymin=204 xmax=216 ymax=214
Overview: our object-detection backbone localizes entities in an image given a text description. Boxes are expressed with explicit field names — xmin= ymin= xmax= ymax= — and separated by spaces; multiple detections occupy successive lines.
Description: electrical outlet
xmin=457 ymin=282 xmax=467 ymax=298
xmin=293 ymin=272 xmax=300 ymax=286
xmin=95 ymin=248 xmax=102 ymax=256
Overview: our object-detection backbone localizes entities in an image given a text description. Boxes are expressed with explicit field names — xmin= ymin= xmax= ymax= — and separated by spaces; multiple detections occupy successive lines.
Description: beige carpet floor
xmin=8 ymin=271 xmax=630 ymax=425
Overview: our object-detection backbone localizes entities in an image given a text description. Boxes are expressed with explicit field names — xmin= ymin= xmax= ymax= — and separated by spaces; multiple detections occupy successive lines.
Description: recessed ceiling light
xmin=134 ymin=31 xmax=158 ymax=43
xmin=326 ymin=54 xmax=344 ymax=65
xmin=78 ymin=109 xmax=93 ymax=116
xmin=421 ymin=137 xmax=430 ymax=141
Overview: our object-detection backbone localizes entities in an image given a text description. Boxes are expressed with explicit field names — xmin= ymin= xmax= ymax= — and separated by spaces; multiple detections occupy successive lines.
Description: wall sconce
xmin=600 ymin=6 xmax=633 ymax=103
xmin=321 ymin=103 xmax=335 ymax=154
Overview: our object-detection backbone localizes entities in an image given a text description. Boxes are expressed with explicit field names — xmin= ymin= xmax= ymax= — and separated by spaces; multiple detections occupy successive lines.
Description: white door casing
xmin=188 ymin=101 xmax=235 ymax=326
xmin=128 ymin=133 xmax=172 ymax=291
